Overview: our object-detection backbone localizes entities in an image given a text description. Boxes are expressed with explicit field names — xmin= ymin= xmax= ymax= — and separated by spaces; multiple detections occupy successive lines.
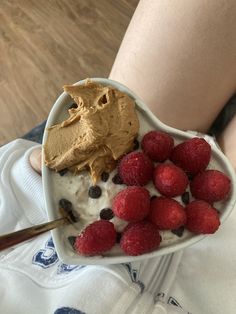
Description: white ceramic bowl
xmin=42 ymin=78 xmax=236 ymax=265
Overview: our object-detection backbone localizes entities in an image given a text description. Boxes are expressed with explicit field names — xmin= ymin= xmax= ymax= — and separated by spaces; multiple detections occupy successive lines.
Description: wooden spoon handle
xmin=0 ymin=217 xmax=67 ymax=251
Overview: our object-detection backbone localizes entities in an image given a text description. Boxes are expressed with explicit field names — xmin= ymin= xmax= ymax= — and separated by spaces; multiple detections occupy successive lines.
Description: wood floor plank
xmin=0 ymin=0 xmax=138 ymax=144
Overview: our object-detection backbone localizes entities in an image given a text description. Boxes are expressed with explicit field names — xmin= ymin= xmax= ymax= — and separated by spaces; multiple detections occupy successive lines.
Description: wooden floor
xmin=0 ymin=0 xmax=138 ymax=145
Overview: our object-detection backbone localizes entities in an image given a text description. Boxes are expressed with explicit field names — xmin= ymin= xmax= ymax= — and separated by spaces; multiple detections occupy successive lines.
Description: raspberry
xmin=74 ymin=220 xmax=116 ymax=256
xmin=149 ymin=197 xmax=186 ymax=230
xmin=120 ymin=221 xmax=161 ymax=256
xmin=153 ymin=163 xmax=188 ymax=197
xmin=118 ymin=151 xmax=154 ymax=186
xmin=112 ymin=186 xmax=150 ymax=221
xmin=141 ymin=131 xmax=174 ymax=162
xmin=190 ymin=170 xmax=231 ymax=203
xmin=185 ymin=200 xmax=220 ymax=234
xmin=170 ymin=137 xmax=211 ymax=175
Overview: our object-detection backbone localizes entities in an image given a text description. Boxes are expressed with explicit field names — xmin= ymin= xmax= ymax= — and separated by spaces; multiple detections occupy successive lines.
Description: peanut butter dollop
xmin=44 ymin=81 xmax=139 ymax=183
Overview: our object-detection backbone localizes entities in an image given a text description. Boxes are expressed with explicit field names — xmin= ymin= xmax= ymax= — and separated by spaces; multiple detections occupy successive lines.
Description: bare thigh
xmin=110 ymin=0 xmax=236 ymax=132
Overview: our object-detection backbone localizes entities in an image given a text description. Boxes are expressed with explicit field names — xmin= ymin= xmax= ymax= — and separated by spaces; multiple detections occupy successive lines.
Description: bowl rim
xmin=42 ymin=77 xmax=236 ymax=265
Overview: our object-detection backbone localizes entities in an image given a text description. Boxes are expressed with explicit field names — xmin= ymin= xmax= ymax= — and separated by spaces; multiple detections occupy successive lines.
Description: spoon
xmin=0 ymin=202 xmax=78 ymax=251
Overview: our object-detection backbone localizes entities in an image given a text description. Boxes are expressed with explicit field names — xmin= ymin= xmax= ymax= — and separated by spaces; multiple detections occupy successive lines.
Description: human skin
xmin=110 ymin=0 xmax=236 ymax=133
xmin=29 ymin=147 xmax=42 ymax=175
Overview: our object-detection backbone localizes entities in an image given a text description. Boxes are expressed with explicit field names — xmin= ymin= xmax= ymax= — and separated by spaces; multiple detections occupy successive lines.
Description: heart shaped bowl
xmin=42 ymin=78 xmax=236 ymax=265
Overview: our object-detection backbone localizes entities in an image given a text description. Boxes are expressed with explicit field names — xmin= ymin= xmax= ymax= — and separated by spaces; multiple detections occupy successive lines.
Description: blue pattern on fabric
xmin=57 ymin=263 xmax=85 ymax=274
xmin=32 ymin=237 xmax=59 ymax=268
xmin=54 ymin=307 xmax=85 ymax=314
xmin=122 ymin=263 xmax=145 ymax=292
xmin=32 ymin=238 xmax=85 ymax=274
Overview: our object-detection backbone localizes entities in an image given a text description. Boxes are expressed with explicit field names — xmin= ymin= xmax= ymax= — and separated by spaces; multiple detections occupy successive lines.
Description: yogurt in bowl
xmin=42 ymin=78 xmax=236 ymax=265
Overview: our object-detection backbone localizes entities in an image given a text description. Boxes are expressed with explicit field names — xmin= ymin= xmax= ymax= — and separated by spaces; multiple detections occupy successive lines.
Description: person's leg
xmin=109 ymin=0 xmax=236 ymax=133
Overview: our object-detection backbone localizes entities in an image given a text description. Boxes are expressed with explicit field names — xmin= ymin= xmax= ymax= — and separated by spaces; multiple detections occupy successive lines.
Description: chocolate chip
xmin=69 ymin=102 xmax=78 ymax=109
xmin=59 ymin=199 xmax=78 ymax=222
xmin=88 ymin=185 xmax=102 ymax=198
xmin=101 ymin=172 xmax=109 ymax=182
xmin=100 ymin=208 xmax=114 ymax=220
xmin=58 ymin=168 xmax=68 ymax=176
xmin=171 ymin=226 xmax=185 ymax=237
xmin=151 ymin=195 xmax=157 ymax=200
xmin=68 ymin=236 xmax=76 ymax=248
xmin=59 ymin=198 xmax=73 ymax=212
xmin=99 ymin=94 xmax=107 ymax=104
xmin=116 ymin=232 xmax=122 ymax=243
xmin=133 ymin=139 xmax=139 ymax=150
xmin=187 ymin=173 xmax=194 ymax=181
xmin=181 ymin=192 xmax=190 ymax=205
xmin=112 ymin=173 xmax=123 ymax=185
